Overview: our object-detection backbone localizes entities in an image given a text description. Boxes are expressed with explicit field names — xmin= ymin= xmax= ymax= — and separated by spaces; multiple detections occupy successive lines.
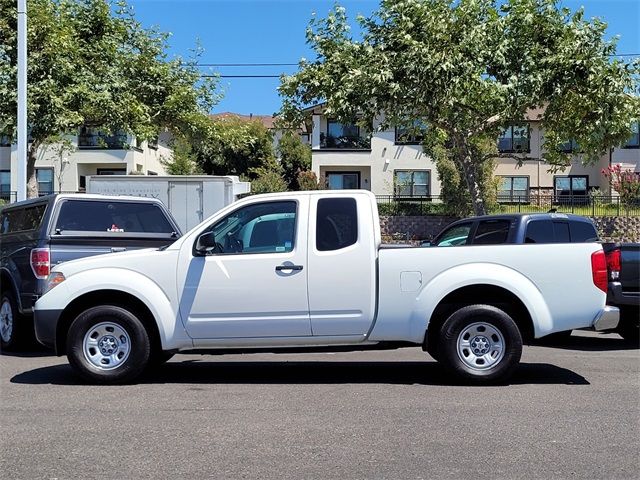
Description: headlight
xmin=45 ymin=272 xmax=65 ymax=294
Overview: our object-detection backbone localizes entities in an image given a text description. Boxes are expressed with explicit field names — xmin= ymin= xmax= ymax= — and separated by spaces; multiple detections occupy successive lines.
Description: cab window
xmin=205 ymin=201 xmax=297 ymax=255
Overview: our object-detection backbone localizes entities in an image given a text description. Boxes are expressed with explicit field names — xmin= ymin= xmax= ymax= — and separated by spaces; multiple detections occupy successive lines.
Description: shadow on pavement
xmin=533 ymin=332 xmax=639 ymax=351
xmin=10 ymin=360 xmax=589 ymax=386
xmin=0 ymin=347 xmax=56 ymax=358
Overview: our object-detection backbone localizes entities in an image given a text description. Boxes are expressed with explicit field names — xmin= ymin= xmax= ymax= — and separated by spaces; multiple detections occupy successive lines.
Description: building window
xmin=559 ymin=139 xmax=580 ymax=153
xmin=326 ymin=172 xmax=360 ymax=190
xmin=395 ymin=120 xmax=427 ymax=145
xmin=36 ymin=168 xmax=54 ymax=195
xmin=394 ymin=170 xmax=430 ymax=197
xmin=624 ymin=121 xmax=639 ymax=148
xmin=498 ymin=124 xmax=530 ymax=153
xmin=554 ymin=175 xmax=588 ymax=197
xmin=0 ymin=135 xmax=11 ymax=147
xmin=78 ymin=126 xmax=127 ymax=149
xmin=498 ymin=176 xmax=529 ymax=202
xmin=0 ymin=170 xmax=10 ymax=199
xmin=96 ymin=168 xmax=127 ymax=175
xmin=147 ymin=170 xmax=158 ymax=175
xmin=148 ymin=136 xmax=159 ymax=150
xmin=321 ymin=120 xmax=369 ymax=149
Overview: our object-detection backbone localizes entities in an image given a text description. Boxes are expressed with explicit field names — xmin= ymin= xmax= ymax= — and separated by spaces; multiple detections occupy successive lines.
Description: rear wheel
xmin=437 ymin=304 xmax=523 ymax=384
xmin=0 ymin=291 xmax=26 ymax=351
xmin=66 ymin=305 xmax=150 ymax=384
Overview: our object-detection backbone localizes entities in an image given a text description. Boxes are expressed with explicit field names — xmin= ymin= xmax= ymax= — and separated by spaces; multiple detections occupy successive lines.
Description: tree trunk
xmin=26 ymin=142 xmax=39 ymax=199
xmin=456 ymin=143 xmax=487 ymax=216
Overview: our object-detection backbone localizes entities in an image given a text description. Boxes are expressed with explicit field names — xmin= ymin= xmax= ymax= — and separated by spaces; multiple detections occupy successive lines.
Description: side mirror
xmin=420 ymin=240 xmax=432 ymax=247
xmin=195 ymin=231 xmax=217 ymax=254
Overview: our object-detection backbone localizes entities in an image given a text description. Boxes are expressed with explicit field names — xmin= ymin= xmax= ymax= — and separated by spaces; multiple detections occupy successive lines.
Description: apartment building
xmin=307 ymin=104 xmax=640 ymax=199
xmin=0 ymin=127 xmax=171 ymax=199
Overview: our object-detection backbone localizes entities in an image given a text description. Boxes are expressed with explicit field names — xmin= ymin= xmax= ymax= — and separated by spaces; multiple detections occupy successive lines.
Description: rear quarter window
xmin=316 ymin=198 xmax=358 ymax=251
xmin=0 ymin=204 xmax=47 ymax=234
xmin=569 ymin=221 xmax=599 ymax=242
xmin=525 ymin=220 xmax=554 ymax=243
xmin=54 ymin=200 xmax=175 ymax=234
xmin=471 ymin=220 xmax=511 ymax=245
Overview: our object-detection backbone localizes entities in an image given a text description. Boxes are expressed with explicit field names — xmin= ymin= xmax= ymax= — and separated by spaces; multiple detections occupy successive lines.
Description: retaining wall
xmin=380 ymin=215 xmax=640 ymax=243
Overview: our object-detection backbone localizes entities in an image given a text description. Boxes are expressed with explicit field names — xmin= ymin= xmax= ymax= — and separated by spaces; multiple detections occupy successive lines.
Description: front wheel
xmin=67 ymin=306 xmax=150 ymax=384
xmin=438 ymin=304 xmax=523 ymax=384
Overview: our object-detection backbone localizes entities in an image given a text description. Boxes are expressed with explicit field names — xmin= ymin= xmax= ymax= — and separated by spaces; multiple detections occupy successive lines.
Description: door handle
xmin=111 ymin=247 xmax=126 ymax=253
xmin=275 ymin=264 xmax=303 ymax=271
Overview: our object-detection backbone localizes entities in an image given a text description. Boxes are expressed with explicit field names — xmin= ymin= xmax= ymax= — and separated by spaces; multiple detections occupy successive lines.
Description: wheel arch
xmin=0 ymin=268 xmax=22 ymax=310
xmin=424 ymin=284 xmax=535 ymax=357
xmin=55 ymin=290 xmax=162 ymax=357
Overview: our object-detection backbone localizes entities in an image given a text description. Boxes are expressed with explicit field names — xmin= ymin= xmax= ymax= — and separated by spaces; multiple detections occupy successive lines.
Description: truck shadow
xmin=10 ymin=361 xmax=589 ymax=386
xmin=533 ymin=332 xmax=639 ymax=351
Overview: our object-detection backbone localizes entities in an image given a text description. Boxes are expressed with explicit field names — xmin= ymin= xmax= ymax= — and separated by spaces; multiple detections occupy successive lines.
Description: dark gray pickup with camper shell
xmin=0 ymin=194 xmax=180 ymax=350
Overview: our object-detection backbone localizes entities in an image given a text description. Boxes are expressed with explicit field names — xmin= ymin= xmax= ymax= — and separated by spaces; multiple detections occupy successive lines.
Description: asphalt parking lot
xmin=1 ymin=330 xmax=638 ymax=480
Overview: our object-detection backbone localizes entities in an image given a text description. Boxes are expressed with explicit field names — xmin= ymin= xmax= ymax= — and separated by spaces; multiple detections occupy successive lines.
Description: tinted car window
xmin=471 ymin=220 xmax=510 ymax=245
xmin=553 ymin=221 xmax=570 ymax=242
xmin=525 ymin=220 xmax=554 ymax=243
xmin=569 ymin=221 xmax=598 ymax=242
xmin=0 ymin=204 xmax=47 ymax=234
xmin=316 ymin=198 xmax=358 ymax=251
xmin=207 ymin=201 xmax=297 ymax=254
xmin=435 ymin=222 xmax=472 ymax=246
xmin=55 ymin=200 xmax=174 ymax=234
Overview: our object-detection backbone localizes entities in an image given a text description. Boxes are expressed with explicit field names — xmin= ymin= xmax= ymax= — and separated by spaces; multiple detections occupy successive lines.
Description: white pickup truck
xmin=34 ymin=191 xmax=618 ymax=384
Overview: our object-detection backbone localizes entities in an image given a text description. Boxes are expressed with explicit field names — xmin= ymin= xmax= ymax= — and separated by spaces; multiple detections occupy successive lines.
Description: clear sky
xmin=129 ymin=0 xmax=640 ymax=116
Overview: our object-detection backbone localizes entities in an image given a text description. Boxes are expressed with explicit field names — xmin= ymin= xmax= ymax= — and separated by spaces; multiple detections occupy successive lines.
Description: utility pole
xmin=16 ymin=0 xmax=27 ymax=201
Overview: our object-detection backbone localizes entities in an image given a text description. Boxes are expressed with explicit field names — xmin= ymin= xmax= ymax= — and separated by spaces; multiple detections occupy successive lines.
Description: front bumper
xmin=34 ymin=308 xmax=63 ymax=351
xmin=592 ymin=306 xmax=620 ymax=331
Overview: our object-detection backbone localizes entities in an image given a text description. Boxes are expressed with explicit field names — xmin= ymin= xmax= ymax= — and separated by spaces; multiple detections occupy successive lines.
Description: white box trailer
xmin=86 ymin=175 xmax=251 ymax=232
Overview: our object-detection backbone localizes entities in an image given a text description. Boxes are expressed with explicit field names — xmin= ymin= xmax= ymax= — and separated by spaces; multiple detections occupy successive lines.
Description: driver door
xmin=177 ymin=198 xmax=311 ymax=339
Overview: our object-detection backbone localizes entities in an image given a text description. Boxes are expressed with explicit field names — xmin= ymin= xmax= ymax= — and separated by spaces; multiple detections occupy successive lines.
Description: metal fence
xmin=376 ymin=194 xmax=640 ymax=217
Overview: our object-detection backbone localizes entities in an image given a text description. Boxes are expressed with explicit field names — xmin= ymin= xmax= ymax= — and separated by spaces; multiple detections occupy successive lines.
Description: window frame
xmin=326 ymin=171 xmax=361 ymax=190
xmin=194 ymin=200 xmax=299 ymax=257
xmin=393 ymin=170 xmax=431 ymax=197
xmin=498 ymin=124 xmax=531 ymax=153
xmin=36 ymin=167 xmax=54 ymax=196
xmin=497 ymin=175 xmax=530 ymax=203
xmin=553 ymin=175 xmax=589 ymax=196
xmin=394 ymin=121 xmax=427 ymax=145
xmin=321 ymin=119 xmax=369 ymax=149
xmin=558 ymin=139 xmax=580 ymax=153
xmin=96 ymin=168 xmax=127 ymax=176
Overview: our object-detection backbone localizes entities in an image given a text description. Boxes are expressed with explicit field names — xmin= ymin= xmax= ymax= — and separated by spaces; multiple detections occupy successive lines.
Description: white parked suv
xmin=34 ymin=191 xmax=618 ymax=384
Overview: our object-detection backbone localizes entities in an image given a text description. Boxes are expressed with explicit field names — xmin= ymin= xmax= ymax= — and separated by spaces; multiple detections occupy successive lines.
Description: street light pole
xmin=16 ymin=0 xmax=27 ymax=201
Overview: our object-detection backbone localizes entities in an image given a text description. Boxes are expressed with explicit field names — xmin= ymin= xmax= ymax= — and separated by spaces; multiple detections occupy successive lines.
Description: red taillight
xmin=605 ymin=249 xmax=621 ymax=280
xmin=591 ymin=250 xmax=608 ymax=293
xmin=30 ymin=248 xmax=50 ymax=279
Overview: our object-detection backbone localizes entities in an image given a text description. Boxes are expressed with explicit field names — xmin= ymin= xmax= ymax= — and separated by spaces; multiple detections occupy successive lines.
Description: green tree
xmin=250 ymin=163 xmax=288 ymax=194
xmin=198 ymin=116 xmax=276 ymax=179
xmin=277 ymin=131 xmax=311 ymax=189
xmin=280 ymin=0 xmax=639 ymax=215
xmin=162 ymin=136 xmax=201 ymax=175
xmin=0 ymin=0 xmax=218 ymax=197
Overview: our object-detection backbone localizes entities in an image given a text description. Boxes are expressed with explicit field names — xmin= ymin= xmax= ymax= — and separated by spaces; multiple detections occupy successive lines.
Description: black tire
xmin=616 ymin=307 xmax=639 ymax=345
xmin=0 ymin=290 xmax=27 ymax=351
xmin=66 ymin=305 xmax=150 ymax=384
xmin=437 ymin=304 xmax=523 ymax=384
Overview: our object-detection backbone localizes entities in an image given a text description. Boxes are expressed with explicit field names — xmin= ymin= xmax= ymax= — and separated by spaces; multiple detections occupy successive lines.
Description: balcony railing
xmin=78 ymin=133 xmax=128 ymax=149
xmin=319 ymin=134 xmax=371 ymax=150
